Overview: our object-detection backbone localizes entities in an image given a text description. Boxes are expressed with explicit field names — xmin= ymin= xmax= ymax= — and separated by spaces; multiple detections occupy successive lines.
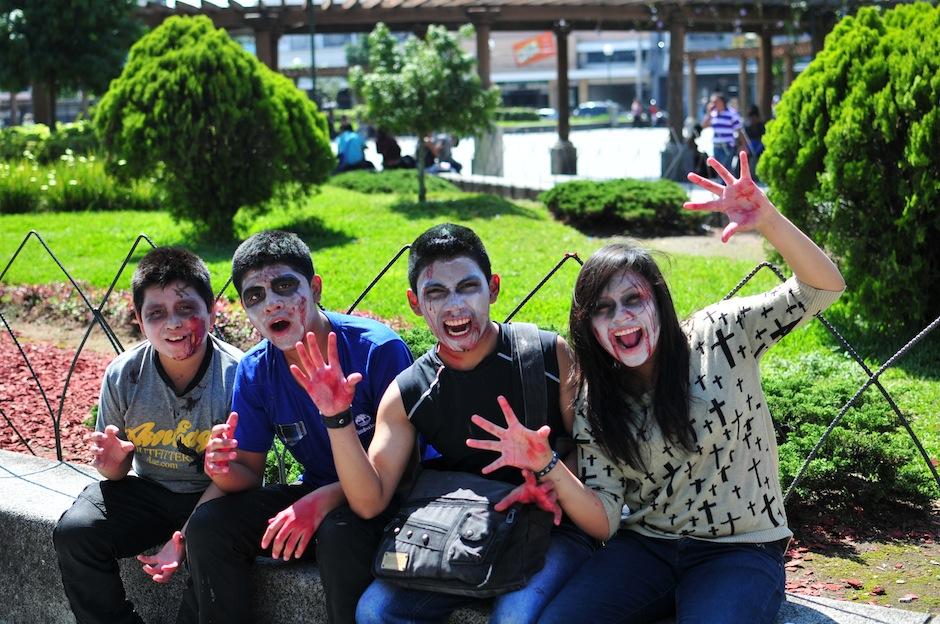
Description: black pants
xmin=176 ymin=482 xmax=392 ymax=624
xmin=53 ymin=477 xmax=202 ymax=624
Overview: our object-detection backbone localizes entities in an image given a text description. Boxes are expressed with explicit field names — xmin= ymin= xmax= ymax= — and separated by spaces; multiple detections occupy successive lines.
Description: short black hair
xmin=231 ymin=230 xmax=314 ymax=295
xmin=131 ymin=247 xmax=214 ymax=315
xmin=407 ymin=223 xmax=491 ymax=292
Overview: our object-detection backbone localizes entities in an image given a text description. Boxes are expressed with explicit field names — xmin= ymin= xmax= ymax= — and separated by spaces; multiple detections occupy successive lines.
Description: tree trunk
xmin=32 ymin=81 xmax=57 ymax=129
xmin=417 ymin=142 xmax=428 ymax=203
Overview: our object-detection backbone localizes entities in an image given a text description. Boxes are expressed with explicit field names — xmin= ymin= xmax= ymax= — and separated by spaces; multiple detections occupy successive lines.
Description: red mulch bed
xmin=0 ymin=333 xmax=111 ymax=464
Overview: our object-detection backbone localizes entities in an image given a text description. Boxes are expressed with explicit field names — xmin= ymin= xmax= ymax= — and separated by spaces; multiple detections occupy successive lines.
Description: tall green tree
xmin=0 ymin=1 xmax=142 ymax=128
xmin=350 ymin=23 xmax=500 ymax=202
xmin=95 ymin=15 xmax=335 ymax=241
xmin=760 ymin=2 xmax=940 ymax=329
xmin=0 ymin=8 xmax=28 ymax=124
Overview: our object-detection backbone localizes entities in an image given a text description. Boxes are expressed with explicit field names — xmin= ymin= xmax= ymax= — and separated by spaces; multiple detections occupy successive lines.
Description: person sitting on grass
xmin=467 ymin=152 xmax=845 ymax=624
xmin=178 ymin=230 xmax=414 ymax=624
xmin=53 ymin=247 xmax=243 ymax=624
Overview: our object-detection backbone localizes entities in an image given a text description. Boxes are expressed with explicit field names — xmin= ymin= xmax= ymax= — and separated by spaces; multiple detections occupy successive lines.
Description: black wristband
xmin=534 ymin=450 xmax=559 ymax=481
xmin=321 ymin=409 xmax=353 ymax=429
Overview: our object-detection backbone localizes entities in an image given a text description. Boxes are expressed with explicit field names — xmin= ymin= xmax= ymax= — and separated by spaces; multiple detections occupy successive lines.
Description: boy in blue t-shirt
xmin=178 ymin=230 xmax=413 ymax=624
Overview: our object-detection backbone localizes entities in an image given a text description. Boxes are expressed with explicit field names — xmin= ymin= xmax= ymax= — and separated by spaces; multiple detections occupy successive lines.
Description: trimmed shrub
xmin=494 ymin=107 xmax=540 ymax=122
xmin=539 ymin=178 xmax=701 ymax=234
xmin=330 ymin=169 xmax=458 ymax=195
xmin=760 ymin=3 xmax=940 ymax=329
xmin=36 ymin=120 xmax=99 ymax=163
xmin=765 ymin=352 xmax=938 ymax=508
xmin=95 ymin=15 xmax=334 ymax=241
xmin=0 ymin=121 xmax=99 ymax=163
xmin=0 ymin=125 xmax=50 ymax=161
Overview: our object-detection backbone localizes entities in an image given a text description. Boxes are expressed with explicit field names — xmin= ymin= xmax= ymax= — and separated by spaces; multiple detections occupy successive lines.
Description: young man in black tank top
xmin=289 ymin=223 xmax=594 ymax=623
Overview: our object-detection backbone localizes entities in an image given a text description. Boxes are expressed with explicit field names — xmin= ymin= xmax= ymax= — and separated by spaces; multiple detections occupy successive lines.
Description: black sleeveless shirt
xmin=396 ymin=323 xmax=564 ymax=485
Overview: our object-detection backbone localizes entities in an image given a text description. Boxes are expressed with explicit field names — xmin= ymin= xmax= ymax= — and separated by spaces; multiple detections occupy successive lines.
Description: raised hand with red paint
xmin=684 ymin=150 xmax=775 ymax=243
xmin=466 ymin=395 xmax=554 ymax=474
xmin=290 ymin=331 xmax=363 ymax=417
xmin=138 ymin=530 xmax=185 ymax=583
xmin=494 ymin=470 xmax=562 ymax=525
xmin=90 ymin=424 xmax=135 ymax=480
xmin=204 ymin=411 xmax=238 ymax=478
xmin=260 ymin=490 xmax=328 ymax=560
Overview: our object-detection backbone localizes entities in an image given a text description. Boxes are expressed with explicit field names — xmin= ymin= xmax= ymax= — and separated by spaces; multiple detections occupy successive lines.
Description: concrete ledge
xmin=0 ymin=450 xmax=932 ymax=624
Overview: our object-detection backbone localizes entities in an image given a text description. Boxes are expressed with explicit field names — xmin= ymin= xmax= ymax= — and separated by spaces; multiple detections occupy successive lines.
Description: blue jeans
xmin=538 ymin=531 xmax=787 ymax=624
xmin=356 ymin=523 xmax=595 ymax=624
xmin=713 ymin=143 xmax=737 ymax=176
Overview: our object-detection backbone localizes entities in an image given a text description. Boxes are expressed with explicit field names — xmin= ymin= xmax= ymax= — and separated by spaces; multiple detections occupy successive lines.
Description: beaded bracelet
xmin=534 ymin=450 xmax=559 ymax=481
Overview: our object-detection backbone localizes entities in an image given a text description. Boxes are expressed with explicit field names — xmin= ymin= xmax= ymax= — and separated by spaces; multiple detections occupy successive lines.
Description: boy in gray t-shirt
xmin=53 ymin=247 xmax=242 ymax=624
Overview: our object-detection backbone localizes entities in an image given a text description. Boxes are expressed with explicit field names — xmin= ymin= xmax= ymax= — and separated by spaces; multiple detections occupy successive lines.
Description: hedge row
xmin=0 ymin=155 xmax=161 ymax=214
xmin=0 ymin=121 xmax=98 ymax=164
xmin=329 ymin=169 xmax=459 ymax=195
xmin=493 ymin=107 xmax=541 ymax=122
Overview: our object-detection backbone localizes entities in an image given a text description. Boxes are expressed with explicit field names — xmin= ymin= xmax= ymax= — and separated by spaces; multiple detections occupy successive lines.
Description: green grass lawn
xmin=0 ymin=185 xmax=769 ymax=330
xmin=1 ymin=183 xmax=937 ymax=487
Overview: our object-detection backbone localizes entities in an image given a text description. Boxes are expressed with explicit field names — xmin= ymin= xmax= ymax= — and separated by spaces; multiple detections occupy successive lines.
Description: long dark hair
xmin=569 ymin=242 xmax=694 ymax=470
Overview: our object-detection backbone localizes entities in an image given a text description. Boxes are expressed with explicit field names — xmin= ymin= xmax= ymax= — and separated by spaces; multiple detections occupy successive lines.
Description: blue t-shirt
xmin=232 ymin=311 xmax=413 ymax=488
xmin=336 ymin=130 xmax=366 ymax=167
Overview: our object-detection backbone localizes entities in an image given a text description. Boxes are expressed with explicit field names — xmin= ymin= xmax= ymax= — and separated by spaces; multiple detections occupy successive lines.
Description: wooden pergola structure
xmin=137 ymin=1 xmax=875 ymax=173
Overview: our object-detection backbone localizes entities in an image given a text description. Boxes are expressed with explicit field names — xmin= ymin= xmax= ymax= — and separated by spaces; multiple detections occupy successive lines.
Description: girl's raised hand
xmin=684 ymin=151 xmax=774 ymax=243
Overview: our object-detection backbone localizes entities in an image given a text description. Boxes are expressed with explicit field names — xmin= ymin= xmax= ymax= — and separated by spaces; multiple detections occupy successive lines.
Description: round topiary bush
xmin=94 ymin=15 xmax=334 ymax=240
xmin=539 ymin=178 xmax=702 ymax=235
xmin=760 ymin=2 xmax=940 ymax=329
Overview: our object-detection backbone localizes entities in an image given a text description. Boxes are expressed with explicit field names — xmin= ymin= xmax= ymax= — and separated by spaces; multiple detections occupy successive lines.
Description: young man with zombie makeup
xmin=177 ymin=230 xmax=413 ymax=624
xmin=53 ymin=247 xmax=243 ymax=624
xmin=467 ymin=152 xmax=846 ymax=624
xmin=290 ymin=223 xmax=595 ymax=624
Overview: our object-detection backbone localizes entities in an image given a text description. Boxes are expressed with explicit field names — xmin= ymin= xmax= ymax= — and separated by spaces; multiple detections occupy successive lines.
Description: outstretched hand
xmin=90 ymin=425 xmax=134 ymax=472
xmin=137 ymin=530 xmax=185 ymax=583
xmin=684 ymin=150 xmax=775 ymax=243
xmin=260 ymin=491 xmax=325 ymax=561
xmin=466 ymin=395 xmax=553 ymax=474
xmin=289 ymin=331 xmax=362 ymax=417
xmin=494 ymin=470 xmax=562 ymax=525
xmin=204 ymin=412 xmax=238 ymax=478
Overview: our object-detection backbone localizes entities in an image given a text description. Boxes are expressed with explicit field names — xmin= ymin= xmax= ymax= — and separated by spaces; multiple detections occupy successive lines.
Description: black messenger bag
xmin=372 ymin=323 xmax=554 ymax=597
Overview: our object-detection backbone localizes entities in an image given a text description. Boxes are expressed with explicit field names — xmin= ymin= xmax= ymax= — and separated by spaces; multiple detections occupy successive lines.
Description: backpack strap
xmin=508 ymin=322 xmax=547 ymax=429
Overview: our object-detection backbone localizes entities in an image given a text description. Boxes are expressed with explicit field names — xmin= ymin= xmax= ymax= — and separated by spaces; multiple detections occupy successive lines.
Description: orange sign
xmin=512 ymin=32 xmax=556 ymax=67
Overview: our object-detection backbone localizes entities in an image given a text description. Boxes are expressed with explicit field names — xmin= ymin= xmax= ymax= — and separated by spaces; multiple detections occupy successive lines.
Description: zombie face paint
xmin=138 ymin=281 xmax=211 ymax=362
xmin=591 ymin=270 xmax=660 ymax=374
xmin=413 ymin=257 xmax=495 ymax=354
xmin=240 ymin=264 xmax=315 ymax=352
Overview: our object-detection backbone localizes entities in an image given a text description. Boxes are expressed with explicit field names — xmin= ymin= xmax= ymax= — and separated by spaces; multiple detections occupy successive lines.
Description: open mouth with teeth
xmin=613 ymin=327 xmax=643 ymax=350
xmin=443 ymin=317 xmax=472 ymax=337
xmin=166 ymin=335 xmax=189 ymax=344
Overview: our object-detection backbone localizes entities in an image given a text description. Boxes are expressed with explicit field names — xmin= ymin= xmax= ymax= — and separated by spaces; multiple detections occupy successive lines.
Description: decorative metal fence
xmin=1 ymin=230 xmax=938 ymax=502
